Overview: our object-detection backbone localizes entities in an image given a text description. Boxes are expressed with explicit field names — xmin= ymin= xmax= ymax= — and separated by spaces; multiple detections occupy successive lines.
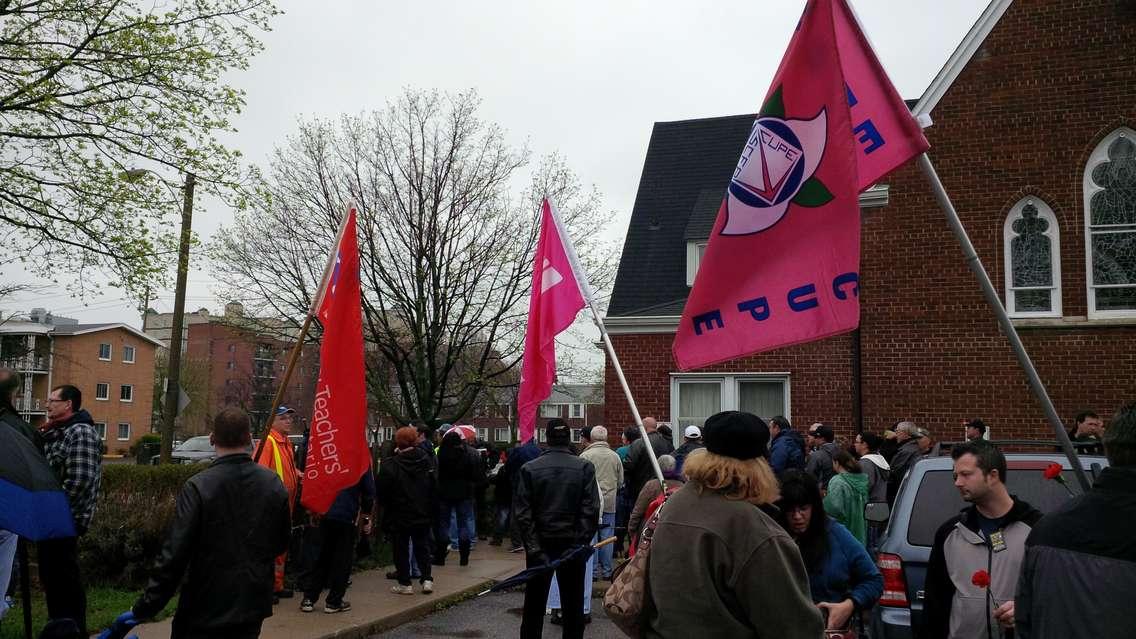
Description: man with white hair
xmin=580 ymin=425 xmax=622 ymax=580
xmin=887 ymin=421 xmax=931 ymax=505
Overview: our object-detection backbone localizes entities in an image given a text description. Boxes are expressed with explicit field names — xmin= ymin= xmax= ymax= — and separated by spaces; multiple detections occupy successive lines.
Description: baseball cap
xmin=684 ymin=425 xmax=702 ymax=439
xmin=545 ymin=418 xmax=571 ymax=444
xmin=275 ymin=405 xmax=295 ymax=416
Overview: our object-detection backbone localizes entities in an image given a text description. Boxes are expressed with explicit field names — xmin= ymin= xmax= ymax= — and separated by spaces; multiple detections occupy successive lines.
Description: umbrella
xmin=480 ymin=536 xmax=616 ymax=595
xmin=0 ymin=425 xmax=76 ymax=639
xmin=454 ymin=424 xmax=477 ymax=442
xmin=0 ymin=426 xmax=75 ymax=540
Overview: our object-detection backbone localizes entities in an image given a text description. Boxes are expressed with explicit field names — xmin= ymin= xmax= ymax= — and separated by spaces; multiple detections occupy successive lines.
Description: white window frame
xmin=1003 ymin=197 xmax=1062 ymax=318
xmin=120 ymin=384 xmax=133 ymax=403
xmin=669 ymin=373 xmax=791 ymax=446
xmin=540 ymin=404 xmax=560 ymax=418
xmin=686 ymin=241 xmax=709 ymax=286
xmin=95 ymin=383 xmax=110 ymax=401
xmin=382 ymin=426 xmax=395 ymax=442
xmin=537 ymin=429 xmax=547 ymax=443
xmin=98 ymin=343 xmax=111 ymax=361
xmin=569 ymin=403 xmax=584 ymax=419
xmin=570 ymin=428 xmax=581 ymax=443
xmin=477 ymin=427 xmax=489 ymax=442
xmin=495 ymin=427 xmax=511 ymax=442
xmin=94 ymin=422 xmax=107 ymax=440
xmin=1085 ymin=127 xmax=1136 ymax=318
xmin=122 ymin=345 xmax=136 ymax=364
xmin=117 ymin=422 xmax=131 ymax=441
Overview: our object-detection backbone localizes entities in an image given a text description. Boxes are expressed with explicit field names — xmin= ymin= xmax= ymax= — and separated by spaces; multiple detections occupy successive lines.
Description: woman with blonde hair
xmin=643 ymin=411 xmax=823 ymax=639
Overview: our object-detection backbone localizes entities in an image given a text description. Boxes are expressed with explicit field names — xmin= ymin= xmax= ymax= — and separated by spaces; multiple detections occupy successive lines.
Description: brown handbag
xmin=602 ymin=498 xmax=666 ymax=638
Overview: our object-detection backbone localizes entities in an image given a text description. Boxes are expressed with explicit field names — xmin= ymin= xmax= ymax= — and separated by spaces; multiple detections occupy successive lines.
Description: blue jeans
xmin=448 ymin=506 xmax=477 ymax=548
xmin=548 ymin=534 xmax=595 ymax=614
xmin=0 ymin=530 xmax=16 ymax=620
xmin=594 ymin=512 xmax=616 ymax=578
xmin=438 ymin=498 xmax=474 ymax=552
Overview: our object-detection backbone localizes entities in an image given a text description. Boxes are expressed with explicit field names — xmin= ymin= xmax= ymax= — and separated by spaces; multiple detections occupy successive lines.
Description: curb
xmin=310 ymin=578 xmax=497 ymax=639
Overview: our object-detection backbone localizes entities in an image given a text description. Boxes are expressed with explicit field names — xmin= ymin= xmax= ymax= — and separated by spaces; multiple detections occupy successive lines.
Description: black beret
xmin=702 ymin=411 xmax=770 ymax=460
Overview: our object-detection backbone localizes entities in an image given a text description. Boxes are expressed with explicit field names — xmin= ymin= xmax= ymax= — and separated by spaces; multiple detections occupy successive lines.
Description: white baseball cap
xmin=684 ymin=425 xmax=702 ymax=439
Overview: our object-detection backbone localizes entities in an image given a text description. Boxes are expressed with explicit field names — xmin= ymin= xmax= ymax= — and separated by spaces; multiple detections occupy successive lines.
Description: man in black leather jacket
xmin=111 ymin=408 xmax=291 ymax=639
xmin=514 ymin=419 xmax=599 ymax=639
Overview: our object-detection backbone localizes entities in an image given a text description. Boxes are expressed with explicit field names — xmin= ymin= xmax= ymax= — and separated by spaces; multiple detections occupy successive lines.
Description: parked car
xmin=170 ymin=435 xmax=216 ymax=464
xmin=869 ymin=444 xmax=1107 ymax=639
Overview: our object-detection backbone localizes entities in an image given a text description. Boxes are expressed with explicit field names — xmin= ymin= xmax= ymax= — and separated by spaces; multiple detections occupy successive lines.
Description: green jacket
xmin=824 ymin=472 xmax=869 ymax=545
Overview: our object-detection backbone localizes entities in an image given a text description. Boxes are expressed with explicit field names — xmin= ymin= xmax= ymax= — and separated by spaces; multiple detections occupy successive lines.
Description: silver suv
xmin=869 ymin=445 xmax=1106 ymax=639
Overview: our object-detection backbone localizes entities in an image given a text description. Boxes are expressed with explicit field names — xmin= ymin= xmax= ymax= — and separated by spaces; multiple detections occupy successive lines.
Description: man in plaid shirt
xmin=40 ymin=384 xmax=102 ymax=636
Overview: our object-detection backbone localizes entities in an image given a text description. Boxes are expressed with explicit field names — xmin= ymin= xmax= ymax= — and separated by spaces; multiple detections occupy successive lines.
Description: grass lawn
xmin=0 ymin=585 xmax=175 ymax=639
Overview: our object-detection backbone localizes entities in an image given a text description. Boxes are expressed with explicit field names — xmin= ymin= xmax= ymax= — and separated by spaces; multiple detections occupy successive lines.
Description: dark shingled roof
xmin=608 ymin=114 xmax=755 ymax=318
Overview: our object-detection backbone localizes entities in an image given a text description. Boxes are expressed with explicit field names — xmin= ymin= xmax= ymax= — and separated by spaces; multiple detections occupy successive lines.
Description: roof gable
xmin=913 ymin=0 xmax=1012 ymax=117
xmin=608 ymin=114 xmax=756 ymax=317
xmin=51 ymin=323 xmax=165 ymax=348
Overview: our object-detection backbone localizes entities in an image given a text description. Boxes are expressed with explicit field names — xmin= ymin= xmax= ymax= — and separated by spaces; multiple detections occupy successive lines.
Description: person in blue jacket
xmin=769 ymin=416 xmax=806 ymax=476
xmin=776 ymin=470 xmax=883 ymax=633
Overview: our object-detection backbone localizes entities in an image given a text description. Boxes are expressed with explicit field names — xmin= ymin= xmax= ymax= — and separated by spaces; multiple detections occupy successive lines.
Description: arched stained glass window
xmin=1085 ymin=128 xmax=1136 ymax=317
xmin=1004 ymin=198 xmax=1061 ymax=317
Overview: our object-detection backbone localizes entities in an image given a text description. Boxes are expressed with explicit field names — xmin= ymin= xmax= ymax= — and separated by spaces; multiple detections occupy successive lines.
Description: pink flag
xmin=301 ymin=204 xmax=371 ymax=514
xmin=673 ymin=0 xmax=928 ymax=370
xmin=517 ymin=199 xmax=586 ymax=443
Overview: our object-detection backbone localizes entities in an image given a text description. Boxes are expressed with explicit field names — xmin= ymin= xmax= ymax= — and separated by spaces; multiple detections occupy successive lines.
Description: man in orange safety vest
xmin=256 ymin=405 xmax=300 ymax=602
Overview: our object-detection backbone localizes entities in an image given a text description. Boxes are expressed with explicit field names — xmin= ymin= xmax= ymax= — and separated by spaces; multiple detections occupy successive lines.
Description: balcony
xmin=0 ymin=356 xmax=49 ymax=372
xmin=14 ymin=397 xmax=45 ymax=413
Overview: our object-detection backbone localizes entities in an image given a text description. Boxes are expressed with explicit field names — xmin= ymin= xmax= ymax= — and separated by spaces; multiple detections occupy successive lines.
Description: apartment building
xmin=0 ymin=311 xmax=161 ymax=452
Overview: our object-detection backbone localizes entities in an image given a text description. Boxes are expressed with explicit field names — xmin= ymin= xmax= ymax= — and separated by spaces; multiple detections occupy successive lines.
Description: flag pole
xmin=917 ymin=154 xmax=1090 ymax=491
xmin=546 ymin=201 xmax=666 ymax=488
xmin=253 ymin=203 xmax=354 ymax=464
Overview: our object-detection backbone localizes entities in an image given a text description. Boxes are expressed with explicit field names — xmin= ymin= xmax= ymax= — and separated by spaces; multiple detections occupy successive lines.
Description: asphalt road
xmin=370 ymin=589 xmax=623 ymax=639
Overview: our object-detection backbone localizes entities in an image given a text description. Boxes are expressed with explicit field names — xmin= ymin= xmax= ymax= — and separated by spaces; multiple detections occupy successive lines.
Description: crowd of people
xmin=2 ymin=363 xmax=1134 ymax=639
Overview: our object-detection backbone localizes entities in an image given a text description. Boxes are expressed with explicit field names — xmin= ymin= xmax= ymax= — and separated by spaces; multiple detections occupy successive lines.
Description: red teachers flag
xmin=301 ymin=203 xmax=370 ymax=514
xmin=672 ymin=0 xmax=928 ymax=370
xmin=516 ymin=199 xmax=586 ymax=443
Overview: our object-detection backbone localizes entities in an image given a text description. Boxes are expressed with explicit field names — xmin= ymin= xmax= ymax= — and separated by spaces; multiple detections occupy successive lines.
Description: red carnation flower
xmin=971 ymin=569 xmax=991 ymax=588
xmin=1043 ymin=462 xmax=1062 ymax=480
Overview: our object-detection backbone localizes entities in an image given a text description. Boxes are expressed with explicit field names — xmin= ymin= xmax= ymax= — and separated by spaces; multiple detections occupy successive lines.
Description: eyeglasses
xmin=45 ymin=398 xmax=68 ymax=405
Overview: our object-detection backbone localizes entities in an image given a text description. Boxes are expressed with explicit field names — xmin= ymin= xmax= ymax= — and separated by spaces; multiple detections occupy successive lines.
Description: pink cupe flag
xmin=673 ymin=0 xmax=928 ymax=370
xmin=517 ymin=199 xmax=587 ymax=443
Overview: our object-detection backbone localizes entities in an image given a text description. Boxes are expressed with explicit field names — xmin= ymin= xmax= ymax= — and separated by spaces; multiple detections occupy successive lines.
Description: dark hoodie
xmin=376 ymin=446 xmax=437 ymax=531
xmin=805 ymin=441 xmax=842 ymax=488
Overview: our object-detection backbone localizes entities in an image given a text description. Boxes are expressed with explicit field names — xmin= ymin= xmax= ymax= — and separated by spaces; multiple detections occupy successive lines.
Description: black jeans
xmin=37 ymin=536 xmax=86 ymax=636
xmin=302 ymin=518 xmax=355 ymax=605
xmin=520 ymin=540 xmax=587 ymax=639
xmin=392 ymin=526 xmax=433 ymax=586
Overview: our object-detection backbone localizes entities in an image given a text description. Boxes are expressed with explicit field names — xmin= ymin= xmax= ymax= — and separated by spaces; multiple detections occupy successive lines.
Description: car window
xmin=906 ymin=468 xmax=1089 ymax=547
xmin=176 ymin=436 xmax=213 ymax=452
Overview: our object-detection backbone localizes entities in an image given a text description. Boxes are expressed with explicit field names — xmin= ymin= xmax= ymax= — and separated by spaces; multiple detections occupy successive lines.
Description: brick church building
xmin=604 ymin=0 xmax=1136 ymax=445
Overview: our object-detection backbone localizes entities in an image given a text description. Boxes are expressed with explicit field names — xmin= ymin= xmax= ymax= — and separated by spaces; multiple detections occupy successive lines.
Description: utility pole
xmin=160 ymin=172 xmax=195 ymax=464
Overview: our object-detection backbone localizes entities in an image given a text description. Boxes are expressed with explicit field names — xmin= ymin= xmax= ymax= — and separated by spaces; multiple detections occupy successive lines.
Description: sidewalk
xmin=130 ymin=543 xmax=526 ymax=639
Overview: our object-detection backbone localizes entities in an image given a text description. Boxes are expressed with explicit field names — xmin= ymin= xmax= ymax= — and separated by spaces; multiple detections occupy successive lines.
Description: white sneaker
xmin=390 ymin=584 xmax=414 ymax=595
xmin=421 ymin=580 xmax=434 ymax=594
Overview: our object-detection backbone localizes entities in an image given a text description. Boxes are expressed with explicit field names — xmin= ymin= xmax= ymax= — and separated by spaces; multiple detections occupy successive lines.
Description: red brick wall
xmin=605 ymin=333 xmax=854 ymax=444
xmin=607 ymin=0 xmax=1136 ymax=447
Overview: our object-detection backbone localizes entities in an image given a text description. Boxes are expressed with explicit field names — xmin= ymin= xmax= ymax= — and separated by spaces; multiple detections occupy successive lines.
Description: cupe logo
xmin=722 ymin=86 xmax=834 ymax=236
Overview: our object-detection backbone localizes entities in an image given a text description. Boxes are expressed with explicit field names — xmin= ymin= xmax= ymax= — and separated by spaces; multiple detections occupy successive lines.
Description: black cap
xmin=702 ymin=411 xmax=769 ymax=460
xmin=546 ymin=418 xmax=571 ymax=445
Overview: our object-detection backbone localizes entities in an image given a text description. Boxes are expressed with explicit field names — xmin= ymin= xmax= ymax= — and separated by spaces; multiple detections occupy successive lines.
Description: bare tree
xmin=210 ymin=89 xmax=616 ymax=428
xmin=0 ymin=0 xmax=278 ymax=298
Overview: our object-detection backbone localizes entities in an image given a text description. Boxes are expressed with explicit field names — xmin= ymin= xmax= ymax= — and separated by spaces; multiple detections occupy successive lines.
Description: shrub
xmin=80 ymin=464 xmax=205 ymax=588
xmin=128 ymin=433 xmax=162 ymax=457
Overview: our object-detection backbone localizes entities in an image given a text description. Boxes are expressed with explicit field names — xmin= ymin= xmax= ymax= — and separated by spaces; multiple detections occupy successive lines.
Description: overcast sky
xmin=5 ymin=0 xmax=988 ymax=334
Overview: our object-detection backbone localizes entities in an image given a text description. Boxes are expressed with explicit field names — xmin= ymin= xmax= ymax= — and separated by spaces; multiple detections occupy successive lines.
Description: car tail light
xmin=877 ymin=553 xmax=909 ymax=607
